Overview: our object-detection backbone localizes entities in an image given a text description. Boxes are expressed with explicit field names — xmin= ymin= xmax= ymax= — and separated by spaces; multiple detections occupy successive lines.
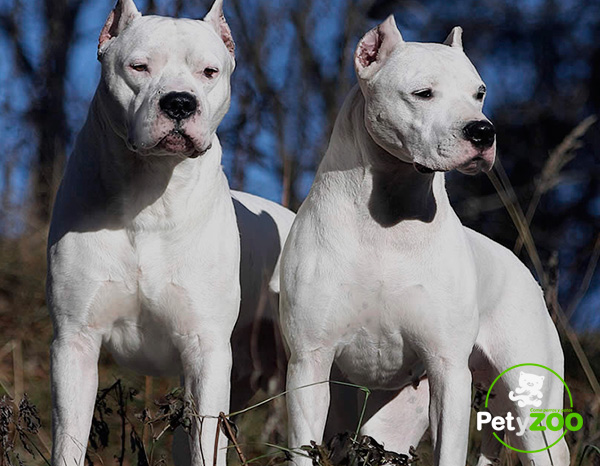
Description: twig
xmin=565 ymin=234 xmax=600 ymax=319
xmin=213 ymin=415 xmax=222 ymax=466
xmin=15 ymin=429 xmax=51 ymax=466
xmin=577 ymin=445 xmax=600 ymax=466
xmin=12 ymin=340 xmax=23 ymax=407
xmin=116 ymin=382 xmax=126 ymax=466
xmin=554 ymin=302 xmax=600 ymax=397
xmin=0 ymin=368 xmax=52 ymax=456
xmin=514 ymin=115 xmax=597 ymax=255
xmin=144 ymin=376 xmax=153 ymax=446
xmin=353 ymin=388 xmax=371 ymax=442
xmin=486 ymin=167 xmax=544 ymax=277
xmin=0 ymin=342 xmax=14 ymax=361
xmin=542 ymin=430 xmax=554 ymax=466
xmin=261 ymin=443 xmax=312 ymax=459
xmin=219 ymin=412 xmax=246 ymax=464
xmin=227 ymin=379 xmax=370 ymax=417
xmin=152 ymin=422 xmax=171 ymax=443
xmin=237 ymin=449 xmax=287 ymax=465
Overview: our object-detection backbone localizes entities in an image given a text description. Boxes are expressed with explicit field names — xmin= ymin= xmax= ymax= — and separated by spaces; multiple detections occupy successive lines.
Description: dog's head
xmin=97 ymin=0 xmax=234 ymax=158
xmin=354 ymin=16 xmax=495 ymax=175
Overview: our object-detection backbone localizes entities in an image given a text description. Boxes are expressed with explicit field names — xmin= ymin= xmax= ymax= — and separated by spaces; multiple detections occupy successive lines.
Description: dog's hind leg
xmin=499 ymin=366 xmax=569 ymax=466
xmin=468 ymin=228 xmax=570 ymax=465
xmin=50 ymin=331 xmax=101 ymax=466
xmin=476 ymin=323 xmax=569 ymax=466
xmin=473 ymin=336 xmax=569 ymax=466
xmin=359 ymin=380 xmax=430 ymax=455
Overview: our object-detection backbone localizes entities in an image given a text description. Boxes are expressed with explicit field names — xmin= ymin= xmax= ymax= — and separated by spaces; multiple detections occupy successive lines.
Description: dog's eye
xmin=413 ymin=88 xmax=433 ymax=99
xmin=476 ymin=85 xmax=486 ymax=101
xmin=130 ymin=63 xmax=148 ymax=72
xmin=203 ymin=67 xmax=219 ymax=79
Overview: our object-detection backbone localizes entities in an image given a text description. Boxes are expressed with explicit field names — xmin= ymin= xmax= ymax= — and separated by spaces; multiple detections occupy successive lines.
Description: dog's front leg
xmin=286 ymin=349 xmax=335 ymax=466
xmin=50 ymin=330 xmax=102 ymax=466
xmin=427 ymin=361 xmax=473 ymax=466
xmin=178 ymin=336 xmax=232 ymax=466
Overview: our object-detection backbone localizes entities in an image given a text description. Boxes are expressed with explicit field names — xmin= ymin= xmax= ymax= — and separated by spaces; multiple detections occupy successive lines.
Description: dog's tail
xmin=269 ymin=256 xmax=282 ymax=294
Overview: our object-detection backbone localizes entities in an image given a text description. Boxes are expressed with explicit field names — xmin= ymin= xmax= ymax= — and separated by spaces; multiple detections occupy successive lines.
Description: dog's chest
xmin=114 ymin=221 xmax=235 ymax=318
xmin=85 ymin=221 xmax=237 ymax=375
xmin=327 ymin=242 xmax=476 ymax=390
xmin=87 ymin=232 xmax=192 ymax=372
xmin=127 ymin=229 xmax=186 ymax=302
xmin=332 ymin=278 xmax=427 ymax=390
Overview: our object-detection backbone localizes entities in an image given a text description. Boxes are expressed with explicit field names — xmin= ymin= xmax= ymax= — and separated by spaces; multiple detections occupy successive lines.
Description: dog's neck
xmin=317 ymin=86 xmax=450 ymax=228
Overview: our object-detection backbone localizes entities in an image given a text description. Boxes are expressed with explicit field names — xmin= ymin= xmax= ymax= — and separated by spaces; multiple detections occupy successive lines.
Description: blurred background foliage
xmin=0 ymin=0 xmax=599 ymax=464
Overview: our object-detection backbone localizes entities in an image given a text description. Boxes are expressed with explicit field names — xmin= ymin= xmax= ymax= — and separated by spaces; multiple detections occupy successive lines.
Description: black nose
xmin=159 ymin=92 xmax=198 ymax=120
xmin=463 ymin=120 xmax=495 ymax=149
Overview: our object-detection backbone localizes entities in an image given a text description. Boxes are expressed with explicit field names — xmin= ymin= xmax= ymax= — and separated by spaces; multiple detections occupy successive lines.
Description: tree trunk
xmin=31 ymin=0 xmax=83 ymax=224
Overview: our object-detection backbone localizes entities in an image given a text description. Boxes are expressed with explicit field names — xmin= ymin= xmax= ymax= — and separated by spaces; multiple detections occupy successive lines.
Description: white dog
xmin=47 ymin=1 xmax=293 ymax=465
xmin=280 ymin=17 xmax=568 ymax=466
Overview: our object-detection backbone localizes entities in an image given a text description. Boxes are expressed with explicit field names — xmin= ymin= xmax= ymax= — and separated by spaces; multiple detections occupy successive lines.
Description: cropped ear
xmin=98 ymin=0 xmax=141 ymax=59
xmin=443 ymin=26 xmax=463 ymax=49
xmin=354 ymin=15 xmax=403 ymax=80
xmin=204 ymin=0 xmax=235 ymax=58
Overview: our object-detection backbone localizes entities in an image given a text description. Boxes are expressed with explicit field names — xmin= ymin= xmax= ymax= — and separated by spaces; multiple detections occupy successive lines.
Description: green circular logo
xmin=483 ymin=363 xmax=579 ymax=454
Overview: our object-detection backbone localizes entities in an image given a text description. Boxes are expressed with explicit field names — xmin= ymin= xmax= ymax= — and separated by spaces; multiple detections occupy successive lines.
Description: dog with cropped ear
xmin=280 ymin=16 xmax=568 ymax=466
xmin=47 ymin=1 xmax=294 ymax=465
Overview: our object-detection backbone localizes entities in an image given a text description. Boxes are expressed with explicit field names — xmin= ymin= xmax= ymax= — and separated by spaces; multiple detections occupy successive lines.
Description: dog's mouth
xmin=158 ymin=129 xmax=196 ymax=154
xmin=457 ymin=158 xmax=484 ymax=175
xmin=413 ymin=162 xmax=445 ymax=174
xmin=150 ymin=129 xmax=213 ymax=158
xmin=457 ymin=151 xmax=495 ymax=175
xmin=414 ymin=149 xmax=495 ymax=175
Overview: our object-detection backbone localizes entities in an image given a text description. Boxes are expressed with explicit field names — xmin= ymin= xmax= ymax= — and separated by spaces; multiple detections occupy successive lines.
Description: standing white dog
xmin=280 ymin=17 xmax=568 ymax=466
xmin=47 ymin=1 xmax=293 ymax=465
